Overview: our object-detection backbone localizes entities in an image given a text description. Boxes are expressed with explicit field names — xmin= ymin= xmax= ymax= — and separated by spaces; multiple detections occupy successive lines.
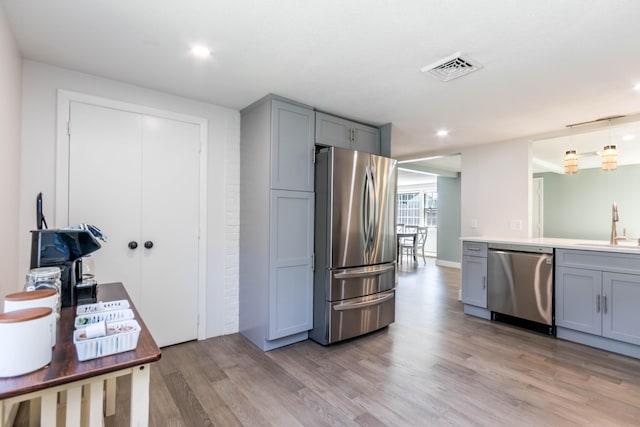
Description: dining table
xmin=397 ymin=232 xmax=418 ymax=263
xmin=0 ymin=282 xmax=161 ymax=427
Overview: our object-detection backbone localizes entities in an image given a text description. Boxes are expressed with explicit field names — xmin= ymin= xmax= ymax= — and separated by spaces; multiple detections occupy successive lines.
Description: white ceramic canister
xmin=0 ymin=307 xmax=53 ymax=378
xmin=4 ymin=289 xmax=58 ymax=347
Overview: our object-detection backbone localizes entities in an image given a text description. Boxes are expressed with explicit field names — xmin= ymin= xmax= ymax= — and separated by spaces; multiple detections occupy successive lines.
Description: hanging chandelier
xmin=602 ymin=120 xmax=617 ymax=171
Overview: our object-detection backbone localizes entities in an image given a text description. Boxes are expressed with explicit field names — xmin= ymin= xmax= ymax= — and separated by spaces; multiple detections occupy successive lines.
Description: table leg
xmin=130 ymin=364 xmax=150 ymax=427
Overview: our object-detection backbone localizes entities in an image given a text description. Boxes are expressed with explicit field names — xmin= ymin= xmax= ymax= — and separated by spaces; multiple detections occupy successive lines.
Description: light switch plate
xmin=510 ymin=220 xmax=523 ymax=231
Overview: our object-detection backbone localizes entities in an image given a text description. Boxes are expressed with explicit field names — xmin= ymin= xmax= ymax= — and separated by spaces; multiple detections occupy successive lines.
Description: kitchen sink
xmin=576 ymin=241 xmax=640 ymax=250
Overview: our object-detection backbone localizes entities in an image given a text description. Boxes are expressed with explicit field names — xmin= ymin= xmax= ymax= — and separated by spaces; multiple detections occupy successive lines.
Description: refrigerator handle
xmin=334 ymin=263 xmax=395 ymax=279
xmin=363 ymin=166 xmax=376 ymax=255
xmin=333 ymin=291 xmax=394 ymax=311
xmin=367 ymin=166 xmax=376 ymax=250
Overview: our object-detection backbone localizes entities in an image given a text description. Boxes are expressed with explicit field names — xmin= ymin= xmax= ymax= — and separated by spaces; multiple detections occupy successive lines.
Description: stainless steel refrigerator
xmin=310 ymin=146 xmax=397 ymax=345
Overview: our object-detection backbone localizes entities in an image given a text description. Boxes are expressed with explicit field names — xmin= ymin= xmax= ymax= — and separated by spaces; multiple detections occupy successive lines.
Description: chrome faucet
xmin=610 ymin=202 xmax=626 ymax=245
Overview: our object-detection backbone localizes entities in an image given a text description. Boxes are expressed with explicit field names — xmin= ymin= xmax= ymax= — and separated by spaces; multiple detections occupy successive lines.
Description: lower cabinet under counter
xmin=555 ymin=252 xmax=640 ymax=359
xmin=555 ymin=250 xmax=640 ymax=358
xmin=460 ymin=242 xmax=640 ymax=359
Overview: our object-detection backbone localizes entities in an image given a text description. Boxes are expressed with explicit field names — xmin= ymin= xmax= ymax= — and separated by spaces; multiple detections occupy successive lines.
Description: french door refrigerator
xmin=310 ymin=146 xmax=397 ymax=345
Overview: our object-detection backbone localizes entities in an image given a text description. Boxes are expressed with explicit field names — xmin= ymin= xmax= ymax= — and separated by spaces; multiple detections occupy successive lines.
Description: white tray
xmin=74 ymin=309 xmax=135 ymax=328
xmin=76 ymin=300 xmax=130 ymax=315
xmin=73 ymin=319 xmax=140 ymax=361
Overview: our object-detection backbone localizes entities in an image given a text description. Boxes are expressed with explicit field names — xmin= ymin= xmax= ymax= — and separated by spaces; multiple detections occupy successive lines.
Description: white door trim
xmin=55 ymin=89 xmax=208 ymax=341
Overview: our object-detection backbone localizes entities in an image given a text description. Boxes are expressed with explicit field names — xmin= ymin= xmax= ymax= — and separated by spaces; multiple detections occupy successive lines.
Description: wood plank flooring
xmin=31 ymin=259 xmax=640 ymax=426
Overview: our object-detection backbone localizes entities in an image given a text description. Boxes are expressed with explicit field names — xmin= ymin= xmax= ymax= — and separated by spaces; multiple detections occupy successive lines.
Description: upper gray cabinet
xmin=271 ymin=100 xmax=315 ymax=191
xmin=315 ymin=112 xmax=381 ymax=154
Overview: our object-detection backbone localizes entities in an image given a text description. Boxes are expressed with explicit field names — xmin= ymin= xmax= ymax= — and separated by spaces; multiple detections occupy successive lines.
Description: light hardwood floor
xmin=101 ymin=259 xmax=639 ymax=426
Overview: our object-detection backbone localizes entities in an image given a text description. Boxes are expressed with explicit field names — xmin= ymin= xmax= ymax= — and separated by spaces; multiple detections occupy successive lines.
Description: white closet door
xmin=68 ymin=102 xmax=200 ymax=347
xmin=68 ymin=101 xmax=143 ymax=304
xmin=140 ymin=115 xmax=200 ymax=346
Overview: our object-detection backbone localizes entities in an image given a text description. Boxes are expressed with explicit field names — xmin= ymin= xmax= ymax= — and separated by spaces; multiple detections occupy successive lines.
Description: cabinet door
xmin=268 ymin=190 xmax=314 ymax=340
xmin=602 ymin=272 xmax=640 ymax=345
xmin=271 ymin=100 xmax=315 ymax=191
xmin=352 ymin=122 xmax=381 ymax=154
xmin=461 ymin=255 xmax=487 ymax=308
xmin=555 ymin=267 xmax=602 ymax=335
xmin=315 ymin=112 xmax=351 ymax=149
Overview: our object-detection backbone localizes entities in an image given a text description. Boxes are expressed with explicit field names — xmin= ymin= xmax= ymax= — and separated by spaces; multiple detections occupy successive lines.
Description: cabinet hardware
xmin=596 ymin=294 xmax=601 ymax=312
xmin=482 ymin=276 xmax=486 ymax=290
xmin=128 ymin=241 xmax=138 ymax=250
xmin=144 ymin=241 xmax=154 ymax=249
xmin=603 ymin=294 xmax=607 ymax=314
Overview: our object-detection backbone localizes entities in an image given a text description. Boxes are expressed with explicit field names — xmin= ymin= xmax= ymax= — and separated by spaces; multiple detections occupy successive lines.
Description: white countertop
xmin=461 ymin=236 xmax=640 ymax=254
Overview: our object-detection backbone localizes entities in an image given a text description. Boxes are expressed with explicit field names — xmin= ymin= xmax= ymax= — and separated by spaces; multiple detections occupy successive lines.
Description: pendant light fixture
xmin=564 ymin=126 xmax=578 ymax=174
xmin=602 ymin=120 xmax=617 ymax=171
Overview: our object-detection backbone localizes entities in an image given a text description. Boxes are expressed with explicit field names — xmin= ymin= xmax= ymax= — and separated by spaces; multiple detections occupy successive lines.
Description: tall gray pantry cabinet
xmin=240 ymin=95 xmax=315 ymax=351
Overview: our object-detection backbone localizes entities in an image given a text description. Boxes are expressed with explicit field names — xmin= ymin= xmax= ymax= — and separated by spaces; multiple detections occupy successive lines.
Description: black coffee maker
xmin=30 ymin=229 xmax=102 ymax=307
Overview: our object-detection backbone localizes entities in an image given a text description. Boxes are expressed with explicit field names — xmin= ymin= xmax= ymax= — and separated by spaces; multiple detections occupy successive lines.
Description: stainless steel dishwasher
xmin=487 ymin=244 xmax=554 ymax=335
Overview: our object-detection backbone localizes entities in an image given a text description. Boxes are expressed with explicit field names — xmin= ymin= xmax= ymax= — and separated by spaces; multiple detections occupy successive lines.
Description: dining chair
xmin=416 ymin=226 xmax=428 ymax=263
xmin=396 ymin=223 xmax=405 ymax=233
xmin=400 ymin=225 xmax=418 ymax=263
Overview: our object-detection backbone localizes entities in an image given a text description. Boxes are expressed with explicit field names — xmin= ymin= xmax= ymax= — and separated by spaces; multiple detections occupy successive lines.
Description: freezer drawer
xmin=328 ymin=263 xmax=395 ymax=301
xmin=328 ymin=290 xmax=395 ymax=344
xmin=488 ymin=249 xmax=554 ymax=326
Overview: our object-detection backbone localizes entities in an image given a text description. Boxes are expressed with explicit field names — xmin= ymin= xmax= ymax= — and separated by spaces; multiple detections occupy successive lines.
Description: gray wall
xmin=437 ymin=175 xmax=461 ymax=263
xmin=536 ymin=164 xmax=640 ymax=240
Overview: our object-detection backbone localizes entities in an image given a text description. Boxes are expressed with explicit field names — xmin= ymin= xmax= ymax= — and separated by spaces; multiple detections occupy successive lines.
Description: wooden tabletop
xmin=0 ymin=282 xmax=161 ymax=400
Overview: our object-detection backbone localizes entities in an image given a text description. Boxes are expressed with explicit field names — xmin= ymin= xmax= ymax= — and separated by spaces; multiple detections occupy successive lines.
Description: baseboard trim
xmin=436 ymin=259 xmax=461 ymax=269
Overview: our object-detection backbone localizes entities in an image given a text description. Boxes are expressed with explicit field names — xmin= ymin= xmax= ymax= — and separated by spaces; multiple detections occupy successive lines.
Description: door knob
xmin=144 ymin=241 xmax=154 ymax=249
xmin=128 ymin=241 xmax=138 ymax=250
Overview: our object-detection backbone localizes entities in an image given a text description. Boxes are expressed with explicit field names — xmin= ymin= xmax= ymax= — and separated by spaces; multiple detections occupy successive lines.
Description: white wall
xmin=19 ymin=60 xmax=240 ymax=337
xmin=0 ymin=6 xmax=22 ymax=307
xmin=461 ymin=140 xmax=531 ymax=238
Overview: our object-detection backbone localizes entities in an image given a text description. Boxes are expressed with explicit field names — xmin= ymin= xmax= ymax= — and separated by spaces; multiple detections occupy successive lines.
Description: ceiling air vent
xmin=420 ymin=52 xmax=483 ymax=82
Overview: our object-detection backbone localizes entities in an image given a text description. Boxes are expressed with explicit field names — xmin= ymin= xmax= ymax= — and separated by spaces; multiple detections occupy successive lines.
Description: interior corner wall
xmin=0 ymin=7 xmax=22 ymax=306
xmin=436 ymin=175 xmax=461 ymax=263
xmin=19 ymin=60 xmax=240 ymax=337
xmin=461 ymin=140 xmax=531 ymax=239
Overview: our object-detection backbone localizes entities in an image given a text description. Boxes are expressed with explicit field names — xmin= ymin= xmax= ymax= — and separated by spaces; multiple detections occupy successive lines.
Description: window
xmin=397 ymin=192 xmax=421 ymax=226
xmin=424 ymin=192 xmax=437 ymax=227
xmin=397 ymin=191 xmax=437 ymax=227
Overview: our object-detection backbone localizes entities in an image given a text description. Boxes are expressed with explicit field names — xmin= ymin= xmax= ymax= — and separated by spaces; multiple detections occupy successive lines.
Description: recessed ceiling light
xmin=436 ymin=130 xmax=449 ymax=137
xmin=191 ymin=46 xmax=211 ymax=57
xmin=634 ymin=83 xmax=640 ymax=91
xmin=622 ymin=134 xmax=635 ymax=141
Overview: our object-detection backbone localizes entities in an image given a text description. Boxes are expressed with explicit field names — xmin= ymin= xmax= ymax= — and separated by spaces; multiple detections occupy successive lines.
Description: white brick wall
xmin=224 ymin=114 xmax=240 ymax=334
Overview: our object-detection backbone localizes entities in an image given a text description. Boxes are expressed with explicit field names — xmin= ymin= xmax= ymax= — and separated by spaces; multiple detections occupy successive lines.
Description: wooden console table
xmin=0 ymin=283 xmax=161 ymax=426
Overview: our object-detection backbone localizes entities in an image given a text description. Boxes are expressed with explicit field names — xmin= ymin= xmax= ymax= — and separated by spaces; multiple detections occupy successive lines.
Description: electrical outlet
xmin=510 ymin=220 xmax=523 ymax=231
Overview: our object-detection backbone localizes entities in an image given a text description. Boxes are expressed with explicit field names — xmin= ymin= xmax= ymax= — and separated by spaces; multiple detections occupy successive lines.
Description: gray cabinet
xmin=240 ymin=95 xmax=315 ymax=351
xmin=271 ymin=100 xmax=315 ymax=191
xmin=555 ymin=249 xmax=640 ymax=357
xmin=556 ymin=266 xmax=602 ymax=335
xmin=461 ymin=241 xmax=489 ymax=318
xmin=268 ymin=190 xmax=314 ymax=340
xmin=602 ymin=272 xmax=640 ymax=345
xmin=315 ymin=112 xmax=381 ymax=154
xmin=461 ymin=256 xmax=487 ymax=308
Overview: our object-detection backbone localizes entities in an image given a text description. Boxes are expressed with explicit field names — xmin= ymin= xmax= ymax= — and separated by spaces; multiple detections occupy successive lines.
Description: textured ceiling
xmin=3 ymin=0 xmax=640 ymax=161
